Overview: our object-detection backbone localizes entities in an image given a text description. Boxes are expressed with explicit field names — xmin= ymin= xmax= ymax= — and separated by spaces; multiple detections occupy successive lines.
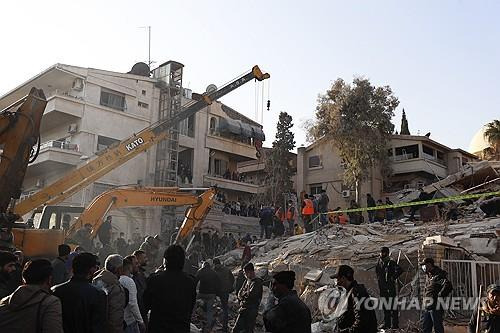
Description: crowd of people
xmin=1 ymin=237 xmax=484 ymax=333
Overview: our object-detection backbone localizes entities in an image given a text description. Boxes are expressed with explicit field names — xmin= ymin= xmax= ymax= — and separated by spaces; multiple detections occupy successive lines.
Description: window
xmin=394 ymin=144 xmax=419 ymax=161
xmin=138 ymin=101 xmax=149 ymax=109
xmin=141 ymin=90 xmax=146 ymax=96
xmin=209 ymin=117 xmax=217 ymax=135
xmin=100 ymin=88 xmax=126 ymax=111
xmin=422 ymin=145 xmax=435 ymax=160
xmin=310 ymin=184 xmax=323 ymax=195
xmin=308 ymin=155 xmax=322 ymax=168
xmin=97 ymin=135 xmax=119 ymax=152
xmin=213 ymin=158 xmax=228 ymax=177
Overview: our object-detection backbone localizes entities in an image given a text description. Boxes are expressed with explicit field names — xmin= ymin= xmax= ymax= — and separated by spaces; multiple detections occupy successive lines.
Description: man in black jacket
xmin=421 ymin=257 xmax=453 ymax=333
xmin=468 ymin=284 xmax=500 ymax=333
xmin=214 ymin=258 xmax=234 ymax=332
xmin=0 ymin=251 xmax=17 ymax=299
xmin=51 ymin=244 xmax=71 ymax=285
xmin=233 ymin=262 xmax=263 ymax=333
xmin=144 ymin=245 xmax=196 ymax=333
xmin=52 ymin=252 xmax=107 ymax=333
xmin=133 ymin=250 xmax=148 ymax=328
xmin=264 ymin=270 xmax=311 ymax=333
xmin=375 ymin=246 xmax=402 ymax=329
xmin=332 ymin=265 xmax=377 ymax=333
xmin=196 ymin=260 xmax=220 ymax=332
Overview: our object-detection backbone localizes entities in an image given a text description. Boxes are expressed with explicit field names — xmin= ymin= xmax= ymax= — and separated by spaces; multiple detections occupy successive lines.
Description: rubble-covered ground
xmin=192 ymin=160 xmax=500 ymax=332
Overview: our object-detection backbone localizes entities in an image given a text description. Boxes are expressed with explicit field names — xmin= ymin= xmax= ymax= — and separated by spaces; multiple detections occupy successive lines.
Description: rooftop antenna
xmin=139 ymin=26 xmax=152 ymax=67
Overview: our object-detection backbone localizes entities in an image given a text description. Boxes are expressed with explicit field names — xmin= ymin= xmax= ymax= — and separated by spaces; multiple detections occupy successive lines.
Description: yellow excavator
xmin=0 ymin=88 xmax=46 ymax=250
xmin=15 ymin=187 xmax=216 ymax=257
xmin=2 ymin=65 xmax=269 ymax=256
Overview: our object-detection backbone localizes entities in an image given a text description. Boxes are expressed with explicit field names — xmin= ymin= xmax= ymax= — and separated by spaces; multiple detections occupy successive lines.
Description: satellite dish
xmin=206 ymin=84 xmax=217 ymax=93
xmin=128 ymin=62 xmax=150 ymax=77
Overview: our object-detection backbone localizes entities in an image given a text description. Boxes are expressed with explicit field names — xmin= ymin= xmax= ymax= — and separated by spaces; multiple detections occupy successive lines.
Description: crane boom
xmin=14 ymin=66 xmax=269 ymax=217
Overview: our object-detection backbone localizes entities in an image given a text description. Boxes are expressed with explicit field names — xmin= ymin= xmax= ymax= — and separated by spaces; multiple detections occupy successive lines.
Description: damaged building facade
xmin=0 ymin=62 xmax=265 ymax=240
xmin=296 ymin=134 xmax=480 ymax=211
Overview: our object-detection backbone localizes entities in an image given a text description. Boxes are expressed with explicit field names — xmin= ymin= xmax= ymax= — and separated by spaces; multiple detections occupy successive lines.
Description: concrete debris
xmin=423 ymin=235 xmax=457 ymax=247
xmin=304 ymin=268 xmax=323 ymax=282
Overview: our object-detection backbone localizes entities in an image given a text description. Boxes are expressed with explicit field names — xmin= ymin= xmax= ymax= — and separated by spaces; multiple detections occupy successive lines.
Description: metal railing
xmin=441 ymin=259 xmax=500 ymax=316
xmin=40 ymin=140 xmax=79 ymax=152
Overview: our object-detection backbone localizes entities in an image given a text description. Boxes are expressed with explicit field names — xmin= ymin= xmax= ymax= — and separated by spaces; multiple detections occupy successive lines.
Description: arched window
xmin=209 ymin=117 xmax=217 ymax=134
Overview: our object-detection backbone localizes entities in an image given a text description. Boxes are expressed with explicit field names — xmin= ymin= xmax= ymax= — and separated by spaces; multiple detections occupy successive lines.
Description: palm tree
xmin=484 ymin=119 xmax=500 ymax=160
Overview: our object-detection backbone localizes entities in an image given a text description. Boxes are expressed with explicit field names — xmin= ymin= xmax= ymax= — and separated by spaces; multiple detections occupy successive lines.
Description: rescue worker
xmin=98 ymin=216 xmax=113 ymax=247
xmin=331 ymin=265 xmax=377 ymax=333
xmin=421 ymin=257 xmax=453 ymax=333
xmin=468 ymin=284 xmax=500 ymax=333
xmin=233 ymin=263 xmax=263 ymax=333
xmin=263 ymin=270 xmax=311 ymax=333
xmin=301 ymin=194 xmax=314 ymax=233
xmin=375 ymin=246 xmax=402 ymax=329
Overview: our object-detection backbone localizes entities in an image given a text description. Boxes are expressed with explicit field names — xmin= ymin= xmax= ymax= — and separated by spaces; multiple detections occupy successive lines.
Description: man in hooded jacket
xmin=0 ymin=259 xmax=63 ymax=333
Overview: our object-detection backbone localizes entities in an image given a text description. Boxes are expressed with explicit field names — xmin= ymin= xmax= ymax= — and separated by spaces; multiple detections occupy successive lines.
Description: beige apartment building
xmin=296 ymin=134 xmax=479 ymax=210
xmin=0 ymin=62 xmax=264 ymax=240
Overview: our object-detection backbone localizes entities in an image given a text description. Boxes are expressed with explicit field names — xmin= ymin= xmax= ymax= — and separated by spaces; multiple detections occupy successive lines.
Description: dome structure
xmin=469 ymin=126 xmax=491 ymax=154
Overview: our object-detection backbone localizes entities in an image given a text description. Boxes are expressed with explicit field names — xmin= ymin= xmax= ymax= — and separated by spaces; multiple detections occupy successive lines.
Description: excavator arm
xmin=14 ymin=66 xmax=269 ymax=217
xmin=0 ymin=88 xmax=46 ymax=225
xmin=65 ymin=187 xmax=216 ymax=240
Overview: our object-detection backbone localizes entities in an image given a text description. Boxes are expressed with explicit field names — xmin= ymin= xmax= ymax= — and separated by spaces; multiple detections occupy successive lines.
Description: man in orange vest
xmin=286 ymin=200 xmax=296 ymax=236
xmin=302 ymin=194 xmax=314 ymax=233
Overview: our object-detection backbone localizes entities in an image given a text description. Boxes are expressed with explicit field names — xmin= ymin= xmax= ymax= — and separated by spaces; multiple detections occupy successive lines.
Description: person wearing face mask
xmin=468 ymin=284 xmax=500 ymax=333
xmin=331 ymin=265 xmax=377 ymax=333
xmin=263 ymin=270 xmax=311 ymax=333
xmin=375 ymin=246 xmax=403 ymax=329
xmin=420 ymin=257 xmax=453 ymax=333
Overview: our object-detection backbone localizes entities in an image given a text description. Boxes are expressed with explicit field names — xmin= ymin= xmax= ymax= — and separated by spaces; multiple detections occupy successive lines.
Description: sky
xmin=1 ymin=0 xmax=499 ymax=151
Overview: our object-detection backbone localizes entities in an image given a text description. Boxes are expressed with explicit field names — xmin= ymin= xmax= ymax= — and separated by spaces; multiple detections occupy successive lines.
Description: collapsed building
xmin=210 ymin=160 xmax=500 ymax=332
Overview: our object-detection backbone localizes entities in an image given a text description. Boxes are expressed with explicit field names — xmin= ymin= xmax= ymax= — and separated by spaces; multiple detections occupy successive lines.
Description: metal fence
xmin=441 ymin=259 xmax=500 ymax=317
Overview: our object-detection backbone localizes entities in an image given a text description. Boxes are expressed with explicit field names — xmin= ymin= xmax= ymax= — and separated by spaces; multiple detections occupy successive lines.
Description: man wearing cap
xmin=214 ymin=258 xmax=235 ymax=332
xmin=421 ymin=257 xmax=453 ymax=333
xmin=375 ymin=246 xmax=403 ymax=329
xmin=468 ymin=284 xmax=500 ymax=333
xmin=263 ymin=270 xmax=312 ymax=333
xmin=233 ymin=262 xmax=263 ymax=333
xmin=331 ymin=264 xmax=377 ymax=333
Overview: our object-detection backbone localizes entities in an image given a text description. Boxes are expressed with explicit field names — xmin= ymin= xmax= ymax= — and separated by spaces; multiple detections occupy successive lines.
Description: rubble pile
xmin=210 ymin=161 xmax=500 ymax=332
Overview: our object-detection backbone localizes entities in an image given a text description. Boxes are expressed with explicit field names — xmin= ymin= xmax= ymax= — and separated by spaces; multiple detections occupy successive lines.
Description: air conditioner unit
xmin=35 ymin=179 xmax=45 ymax=188
xmin=342 ymin=190 xmax=351 ymax=198
xmin=68 ymin=123 xmax=78 ymax=134
xmin=72 ymin=78 xmax=84 ymax=91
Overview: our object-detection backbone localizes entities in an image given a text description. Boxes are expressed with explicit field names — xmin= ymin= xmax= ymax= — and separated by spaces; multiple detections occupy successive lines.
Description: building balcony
xmin=206 ymin=134 xmax=257 ymax=160
xmin=27 ymin=140 xmax=82 ymax=177
xmin=237 ymin=160 xmax=266 ymax=173
xmin=41 ymin=92 xmax=84 ymax=132
xmin=391 ymin=157 xmax=448 ymax=179
xmin=203 ymin=175 xmax=264 ymax=194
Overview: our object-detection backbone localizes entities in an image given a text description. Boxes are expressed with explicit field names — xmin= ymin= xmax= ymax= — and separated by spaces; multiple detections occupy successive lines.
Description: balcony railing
xmin=40 ymin=140 xmax=79 ymax=152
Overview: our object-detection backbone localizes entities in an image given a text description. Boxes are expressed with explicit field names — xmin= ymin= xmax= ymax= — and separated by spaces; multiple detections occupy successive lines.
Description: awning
xmin=251 ymin=126 xmax=265 ymax=141
xmin=240 ymin=122 xmax=253 ymax=138
xmin=218 ymin=118 xmax=241 ymax=135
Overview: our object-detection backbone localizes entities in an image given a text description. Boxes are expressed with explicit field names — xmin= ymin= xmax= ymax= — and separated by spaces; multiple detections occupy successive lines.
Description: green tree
xmin=400 ymin=109 xmax=410 ymax=135
xmin=307 ymin=78 xmax=399 ymax=201
xmin=265 ymin=111 xmax=296 ymax=204
xmin=484 ymin=119 xmax=500 ymax=160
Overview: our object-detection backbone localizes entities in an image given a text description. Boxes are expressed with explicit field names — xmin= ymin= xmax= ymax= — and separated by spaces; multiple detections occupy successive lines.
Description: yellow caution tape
xmin=324 ymin=191 xmax=500 ymax=214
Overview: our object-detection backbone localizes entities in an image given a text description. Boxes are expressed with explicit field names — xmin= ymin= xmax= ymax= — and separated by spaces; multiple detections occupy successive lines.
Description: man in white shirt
xmin=120 ymin=255 xmax=145 ymax=333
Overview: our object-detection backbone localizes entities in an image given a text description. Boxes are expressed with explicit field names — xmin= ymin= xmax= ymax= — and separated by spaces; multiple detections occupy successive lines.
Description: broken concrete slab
xmin=304 ymin=268 xmax=323 ymax=282
xmin=423 ymin=235 xmax=457 ymax=247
